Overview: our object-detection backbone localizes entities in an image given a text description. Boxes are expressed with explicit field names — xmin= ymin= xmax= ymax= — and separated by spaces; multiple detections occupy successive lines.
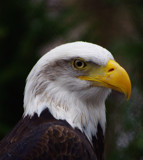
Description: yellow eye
xmin=72 ymin=59 xmax=87 ymax=70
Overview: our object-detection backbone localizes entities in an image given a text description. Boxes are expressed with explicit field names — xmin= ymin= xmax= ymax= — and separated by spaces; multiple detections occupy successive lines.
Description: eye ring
xmin=72 ymin=58 xmax=87 ymax=70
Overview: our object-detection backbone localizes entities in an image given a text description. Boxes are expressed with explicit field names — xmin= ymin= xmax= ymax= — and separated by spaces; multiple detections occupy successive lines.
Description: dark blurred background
xmin=0 ymin=0 xmax=143 ymax=159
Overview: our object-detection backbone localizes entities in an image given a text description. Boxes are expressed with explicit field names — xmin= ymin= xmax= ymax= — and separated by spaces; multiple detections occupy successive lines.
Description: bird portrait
xmin=0 ymin=41 xmax=131 ymax=160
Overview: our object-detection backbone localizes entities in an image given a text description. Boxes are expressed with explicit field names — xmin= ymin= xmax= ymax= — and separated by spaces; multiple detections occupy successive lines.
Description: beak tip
xmin=125 ymin=84 xmax=131 ymax=101
xmin=126 ymin=94 xmax=130 ymax=101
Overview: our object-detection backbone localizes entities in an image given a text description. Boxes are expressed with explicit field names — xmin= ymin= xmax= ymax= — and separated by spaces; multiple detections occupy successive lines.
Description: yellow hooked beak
xmin=78 ymin=60 xmax=131 ymax=100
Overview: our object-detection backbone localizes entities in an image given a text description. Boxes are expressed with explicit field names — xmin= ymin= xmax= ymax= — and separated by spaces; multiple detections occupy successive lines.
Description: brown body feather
xmin=0 ymin=109 xmax=104 ymax=160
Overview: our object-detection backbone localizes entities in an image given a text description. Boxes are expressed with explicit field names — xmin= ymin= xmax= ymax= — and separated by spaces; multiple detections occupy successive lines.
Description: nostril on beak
xmin=108 ymin=68 xmax=114 ymax=72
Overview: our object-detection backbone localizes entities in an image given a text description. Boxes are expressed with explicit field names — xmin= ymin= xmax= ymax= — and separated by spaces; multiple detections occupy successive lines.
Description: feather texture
xmin=0 ymin=109 xmax=104 ymax=160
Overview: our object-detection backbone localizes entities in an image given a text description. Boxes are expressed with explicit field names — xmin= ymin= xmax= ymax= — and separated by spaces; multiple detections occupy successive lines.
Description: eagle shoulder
xmin=0 ymin=116 xmax=97 ymax=160
xmin=22 ymin=123 xmax=97 ymax=160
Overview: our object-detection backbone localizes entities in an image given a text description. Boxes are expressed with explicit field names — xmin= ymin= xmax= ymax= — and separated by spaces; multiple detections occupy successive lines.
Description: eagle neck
xmin=24 ymin=84 xmax=106 ymax=143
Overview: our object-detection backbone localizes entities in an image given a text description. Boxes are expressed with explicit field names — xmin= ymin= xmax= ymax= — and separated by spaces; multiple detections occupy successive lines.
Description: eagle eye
xmin=72 ymin=58 xmax=87 ymax=70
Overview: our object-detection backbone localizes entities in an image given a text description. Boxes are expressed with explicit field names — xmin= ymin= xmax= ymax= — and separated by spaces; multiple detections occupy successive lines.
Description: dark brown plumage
xmin=0 ymin=109 xmax=104 ymax=160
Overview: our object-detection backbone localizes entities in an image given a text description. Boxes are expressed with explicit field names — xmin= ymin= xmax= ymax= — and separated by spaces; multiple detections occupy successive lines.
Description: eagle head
xmin=23 ymin=41 xmax=131 ymax=141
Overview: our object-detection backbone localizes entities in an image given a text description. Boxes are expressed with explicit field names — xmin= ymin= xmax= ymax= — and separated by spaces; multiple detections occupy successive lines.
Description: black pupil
xmin=76 ymin=61 xmax=83 ymax=67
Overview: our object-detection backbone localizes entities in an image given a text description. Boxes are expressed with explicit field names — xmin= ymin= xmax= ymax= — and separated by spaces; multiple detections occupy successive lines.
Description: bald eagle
xmin=0 ymin=42 xmax=131 ymax=160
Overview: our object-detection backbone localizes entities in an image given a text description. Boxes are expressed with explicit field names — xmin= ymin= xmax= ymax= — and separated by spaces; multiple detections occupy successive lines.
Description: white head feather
xmin=23 ymin=41 xmax=114 ymax=142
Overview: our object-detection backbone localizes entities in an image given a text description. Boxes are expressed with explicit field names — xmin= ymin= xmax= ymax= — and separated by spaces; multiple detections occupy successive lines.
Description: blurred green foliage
xmin=0 ymin=0 xmax=143 ymax=159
